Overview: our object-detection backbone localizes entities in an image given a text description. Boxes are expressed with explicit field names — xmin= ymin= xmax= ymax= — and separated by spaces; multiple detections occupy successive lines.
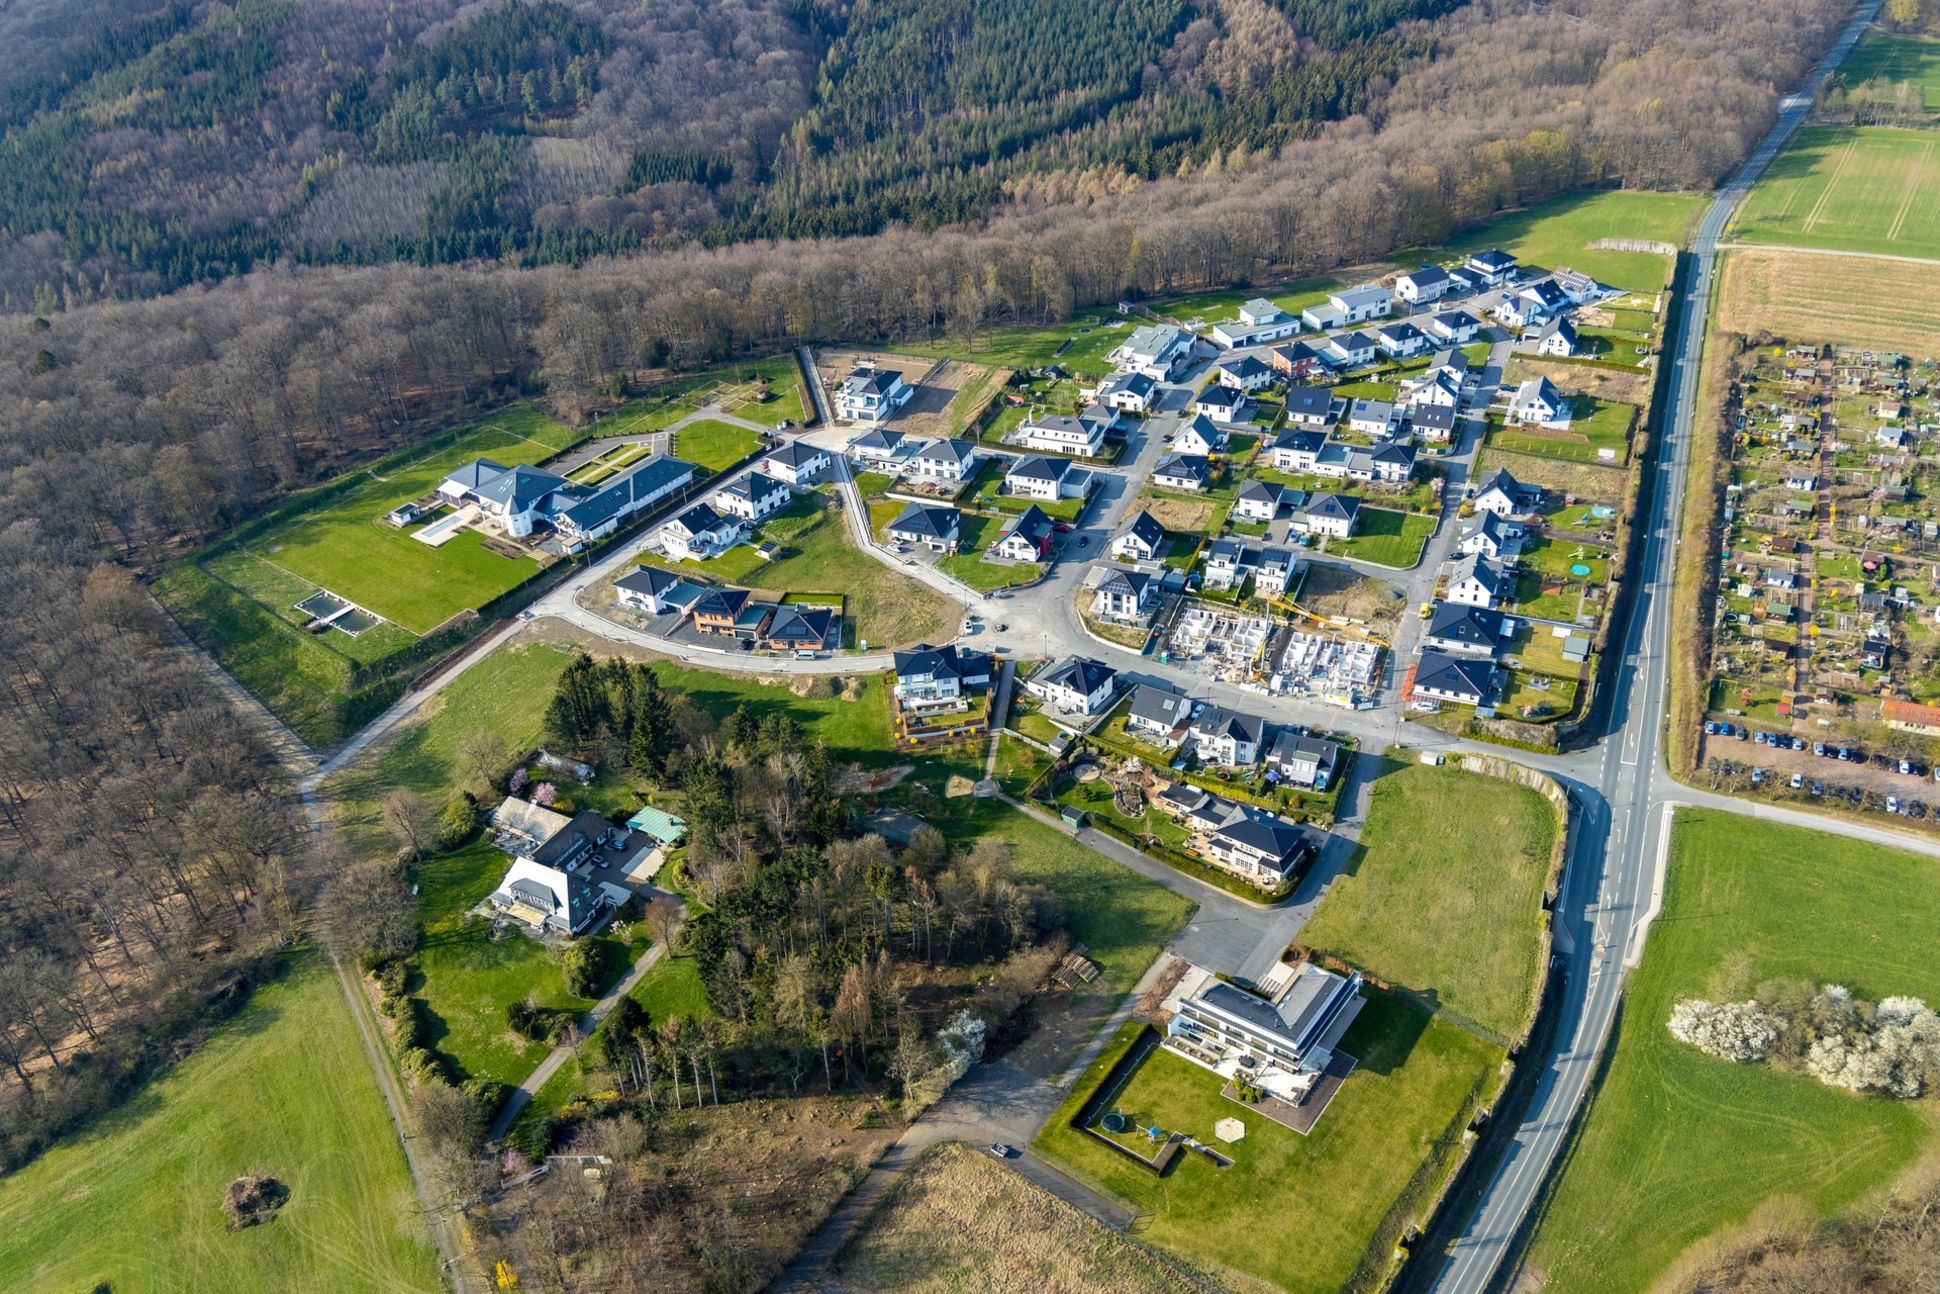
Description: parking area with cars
xmin=1701 ymin=719 xmax=1940 ymax=818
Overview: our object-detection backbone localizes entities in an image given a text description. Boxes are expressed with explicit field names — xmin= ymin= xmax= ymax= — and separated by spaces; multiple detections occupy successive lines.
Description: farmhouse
xmin=1533 ymin=315 xmax=1580 ymax=358
xmin=893 ymin=643 xmax=993 ymax=712
xmin=1152 ymin=453 xmax=1212 ymax=493
xmin=1395 ymin=265 xmax=1451 ymax=305
xmin=1295 ymin=491 xmax=1360 ymax=537
xmin=1097 ymin=370 xmax=1158 ymax=412
xmin=1302 ymin=283 xmax=1392 ymax=330
xmin=1025 ymin=655 xmax=1119 ymax=715
xmin=1109 ymin=323 xmax=1196 ymax=381
xmin=487 ymin=799 xmax=631 ymax=937
xmin=614 ymin=565 xmax=706 ymax=616
xmin=1165 ymin=962 xmax=1362 ymax=1103
xmin=1423 ymin=600 xmax=1513 ymax=656
xmin=885 ymin=502 xmax=960 ymax=552
xmin=835 ymin=364 xmax=913 ymax=423
xmin=908 ymin=437 xmax=981 ymax=484
xmin=1188 ymin=705 xmax=1266 ymax=767
xmin=1016 ymin=412 xmax=1107 ymax=457
xmin=1005 ymin=454 xmax=1087 ymax=501
xmin=1445 ymin=552 xmax=1508 ymax=608
xmin=1266 ymin=730 xmax=1340 ymax=789
xmin=657 ymin=504 xmax=748 ymax=562
xmin=438 ymin=454 xmax=696 ymax=542
xmin=1507 ymin=376 xmax=1571 ymax=428
xmin=1426 ymin=309 xmax=1481 ymax=344
xmin=1125 ymin=683 xmax=1194 ymax=748
xmin=1211 ymin=299 xmax=1302 ymax=348
xmin=1413 ymin=650 xmax=1498 ymax=706
xmin=1112 ymin=509 xmax=1168 ymax=562
xmin=1173 ymin=414 xmax=1230 ymax=456
xmin=762 ymin=439 xmax=831 ymax=486
xmin=993 ymin=505 xmax=1058 ymax=561
xmin=712 ymin=471 xmax=791 ymax=522
xmin=1092 ymin=565 xmax=1160 ymax=624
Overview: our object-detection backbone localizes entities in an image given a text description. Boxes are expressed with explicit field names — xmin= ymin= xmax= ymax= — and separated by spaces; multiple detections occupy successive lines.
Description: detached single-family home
xmin=1269 ymin=340 xmax=1329 ymax=383
xmin=1403 ymin=370 xmax=1464 ymax=413
xmin=1296 ymin=492 xmax=1360 ymax=538
xmin=614 ymin=565 xmax=705 ymax=617
xmin=1471 ymin=467 xmax=1530 ymax=517
xmin=1445 ymin=552 xmax=1508 ymax=608
xmin=1189 ymin=706 xmax=1266 ymax=767
xmin=1359 ymin=441 xmax=1417 ymax=484
xmin=1192 ymin=384 xmax=1252 ymax=424
xmin=1347 ymin=398 xmax=1400 ymax=438
xmin=849 ymin=426 xmax=922 ymax=471
xmin=1125 ymin=683 xmax=1193 ymax=748
xmin=1324 ymin=331 xmax=1377 ymax=368
xmin=1016 ymin=412 xmax=1105 ymax=457
xmin=836 ymin=364 xmax=913 ymax=423
xmin=713 ymin=471 xmax=791 ymax=522
xmin=687 ymin=586 xmax=759 ymax=637
xmin=1211 ymin=299 xmax=1302 ymax=348
xmin=1270 ymin=428 xmax=1328 ymax=472
xmin=1201 ymin=802 xmax=1313 ymax=882
xmin=1164 ymin=962 xmax=1361 ymax=1101
xmin=1554 ymin=268 xmax=1605 ymax=304
xmin=1202 ymin=540 xmax=1261 ymax=592
xmin=1303 ymin=283 xmax=1393 ymax=330
xmin=1496 ymin=278 xmax=1569 ymax=329
xmin=993 ymin=505 xmax=1058 ymax=562
xmin=1109 ymin=323 xmax=1196 ymax=381
xmin=1423 ymin=600 xmax=1512 ymax=656
xmin=1113 ymin=509 xmax=1168 ymax=563
xmin=1466 ymin=248 xmax=1518 ymax=285
xmin=1507 ymin=376 xmax=1571 ymax=428
xmin=1426 ymin=310 xmax=1482 ymax=345
xmin=1266 ymin=730 xmax=1340 ymax=789
xmin=1283 ymin=386 xmax=1340 ymax=428
xmin=1413 ymin=650 xmax=1498 ymax=707
xmin=908 ymin=437 xmax=981 ymax=484
xmin=1232 ymin=478 xmax=1286 ymax=522
xmin=762 ymin=439 xmax=831 ymax=486
xmin=1153 ymin=453 xmax=1212 ymax=493
xmin=1097 ymin=370 xmax=1157 ymax=413
xmin=892 ymin=643 xmax=993 ymax=712
xmin=1457 ymin=509 xmax=1521 ymax=559
xmin=1217 ymin=355 xmax=1277 ymax=392
xmin=487 ymin=801 xmax=631 ymax=936
xmin=658 ymin=504 xmax=748 ymax=562
xmin=1091 ymin=565 xmax=1159 ymax=624
xmin=1174 ymin=414 xmax=1230 ymax=456
xmin=1533 ymin=315 xmax=1580 ymax=358
xmin=885 ymin=502 xmax=960 ymax=552
xmin=1410 ymin=404 xmax=1458 ymax=445
xmin=440 ymin=455 xmax=695 ymax=542
xmin=1395 ymin=265 xmax=1452 ymax=305
xmin=1255 ymin=547 xmax=1299 ymax=596
xmin=1375 ymin=321 xmax=1429 ymax=359
xmin=758 ymin=603 xmax=838 ymax=652
xmin=1005 ymin=454 xmax=1087 ymax=502
xmin=1025 ymin=655 xmax=1119 ymax=715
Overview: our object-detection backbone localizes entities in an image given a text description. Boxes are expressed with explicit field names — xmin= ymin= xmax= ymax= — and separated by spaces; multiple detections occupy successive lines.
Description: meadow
xmin=1734 ymin=126 xmax=1940 ymax=259
xmin=1298 ymin=759 xmax=1558 ymax=1041
xmin=1839 ymin=27 xmax=1940 ymax=109
xmin=0 ymin=956 xmax=440 ymax=1294
xmin=1528 ymin=810 xmax=1940 ymax=1292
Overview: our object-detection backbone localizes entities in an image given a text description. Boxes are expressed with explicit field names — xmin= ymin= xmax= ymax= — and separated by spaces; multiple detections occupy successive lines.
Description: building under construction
xmin=1272 ymin=630 xmax=1383 ymax=707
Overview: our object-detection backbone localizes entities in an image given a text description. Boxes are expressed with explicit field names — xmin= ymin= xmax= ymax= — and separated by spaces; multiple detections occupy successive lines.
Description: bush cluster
xmin=1668 ymin=983 xmax=1940 ymax=1098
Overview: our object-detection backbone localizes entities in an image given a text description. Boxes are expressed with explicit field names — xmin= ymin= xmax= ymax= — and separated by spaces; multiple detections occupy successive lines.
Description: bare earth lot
xmin=817 ymin=349 xmax=1010 ymax=439
xmin=1719 ymin=246 xmax=1940 ymax=353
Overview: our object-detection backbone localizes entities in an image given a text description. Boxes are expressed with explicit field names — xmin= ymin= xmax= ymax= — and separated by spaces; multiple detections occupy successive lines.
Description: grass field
xmin=1735 ymin=125 xmax=1940 ymax=259
xmin=673 ymin=418 xmax=765 ymax=473
xmin=1408 ymin=189 xmax=1706 ymax=293
xmin=1841 ymin=27 xmax=1940 ymax=107
xmin=834 ymin=1142 xmax=1199 ymax=1294
xmin=0 ymin=956 xmax=439 ymax=1294
xmin=1298 ymin=759 xmax=1557 ymax=1041
xmin=1528 ymin=810 xmax=1940 ymax=1292
xmin=740 ymin=500 xmax=957 ymax=648
xmin=1035 ymin=998 xmax=1503 ymax=1294
xmin=1718 ymin=245 xmax=1940 ymax=353
xmin=1328 ymin=507 xmax=1435 ymax=568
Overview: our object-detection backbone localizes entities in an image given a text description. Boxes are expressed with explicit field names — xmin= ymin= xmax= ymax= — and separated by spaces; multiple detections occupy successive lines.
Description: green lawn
xmin=1035 ymin=998 xmax=1503 ymax=1294
xmin=1299 ymin=760 xmax=1556 ymax=1041
xmin=1328 ymin=507 xmax=1435 ymax=568
xmin=1841 ymin=27 xmax=1940 ymax=109
xmin=1735 ymin=125 xmax=1940 ymax=259
xmin=936 ymin=514 xmax=1043 ymax=590
xmin=673 ymin=419 xmax=765 ymax=474
xmin=1404 ymin=189 xmax=1705 ymax=293
xmin=1529 ymin=810 xmax=1940 ymax=1292
xmin=900 ymin=314 xmax=1131 ymax=377
xmin=743 ymin=501 xmax=957 ymax=648
xmin=0 ymin=955 xmax=440 ymax=1294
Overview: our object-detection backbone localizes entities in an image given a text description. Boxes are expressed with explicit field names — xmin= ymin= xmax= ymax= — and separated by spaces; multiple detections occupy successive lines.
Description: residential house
xmin=1302 ymin=283 xmax=1393 ymax=330
xmin=1495 ymin=278 xmax=1569 ymax=329
xmin=713 ymin=471 xmax=791 ymax=522
xmin=761 ymin=603 xmax=837 ymax=652
xmin=1091 ymin=565 xmax=1159 ymax=624
xmin=1016 ymin=412 xmax=1106 ymax=457
xmin=555 ymin=456 xmax=699 ymax=544
xmin=1283 ymin=386 xmax=1340 ymax=428
xmin=1174 ymin=415 xmax=1230 ymax=456
xmin=1217 ymin=355 xmax=1276 ymax=392
xmin=1426 ymin=310 xmax=1481 ymax=344
xmin=1413 ymin=650 xmax=1499 ymax=706
xmin=1202 ymin=540 xmax=1262 ymax=592
xmin=1324 ymin=331 xmax=1377 ymax=368
xmin=1200 ymin=801 xmax=1314 ymax=882
xmin=1112 ymin=509 xmax=1168 ymax=562
xmin=762 ymin=439 xmax=831 ymax=486
xmin=1423 ymin=601 xmax=1512 ymax=656
xmin=1097 ymin=370 xmax=1157 ymax=413
xmin=687 ymin=586 xmax=757 ymax=636
xmin=1315 ymin=439 xmax=1416 ymax=485
xmin=1255 ymin=547 xmax=1299 ymax=596
xmin=1124 ymin=683 xmax=1193 ymax=748
xmin=1268 ymin=341 xmax=1329 ymax=383
xmin=1347 ymin=398 xmax=1400 ymax=438
xmin=1395 ymin=265 xmax=1452 ymax=305
xmin=1232 ymin=478 xmax=1286 ymax=522
xmin=1025 ymin=655 xmax=1119 ymax=715
xmin=1457 ymin=509 xmax=1521 ymax=559
xmin=1295 ymin=492 xmax=1360 ymax=537
xmin=1005 ymin=455 xmax=1087 ymax=502
xmin=1211 ymin=299 xmax=1302 ymax=348
xmin=1266 ymin=731 xmax=1340 ymax=789
xmin=892 ymin=643 xmax=993 ymax=712
xmin=1403 ymin=371 xmax=1464 ymax=415
xmin=849 ymin=426 xmax=922 ymax=471
xmin=1192 ymin=384 xmax=1253 ymax=424
xmin=908 ymin=438 xmax=981 ymax=484
xmin=835 ymin=364 xmax=913 ymax=423
xmin=1152 ymin=453 xmax=1212 ymax=493
xmin=1164 ymin=962 xmax=1363 ymax=1102
xmin=1782 ymin=469 xmax=1817 ymax=492
xmin=1410 ymin=404 xmax=1458 ymax=445
xmin=657 ymin=503 xmax=748 ymax=562
xmin=1109 ymin=323 xmax=1196 ymax=381
xmin=1554 ymin=268 xmax=1605 ymax=304
xmin=1445 ymin=552 xmax=1508 ymax=608
xmin=1507 ymin=376 xmax=1570 ymax=428
xmin=439 ymin=455 xmax=695 ymax=542
xmin=488 ymin=849 xmax=627 ymax=937
xmin=1189 ymin=706 xmax=1266 ymax=767
xmin=1533 ymin=315 xmax=1580 ymax=358
xmin=1376 ymin=320 xmax=1429 ymax=358
xmin=993 ymin=505 xmax=1057 ymax=562
xmin=1445 ymin=265 xmax=1489 ymax=295
xmin=1466 ymin=248 xmax=1518 ymax=285
xmin=1269 ymin=428 xmax=1328 ymax=472
xmin=1471 ymin=467 xmax=1529 ymax=517
xmin=885 ymin=502 xmax=960 ymax=552
xmin=614 ymin=565 xmax=705 ymax=617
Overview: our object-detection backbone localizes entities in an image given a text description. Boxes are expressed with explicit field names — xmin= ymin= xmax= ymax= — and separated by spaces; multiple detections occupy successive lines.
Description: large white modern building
xmin=1163 ymin=961 xmax=1364 ymax=1104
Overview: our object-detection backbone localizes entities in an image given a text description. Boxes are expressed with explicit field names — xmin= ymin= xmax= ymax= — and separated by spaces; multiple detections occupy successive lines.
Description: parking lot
xmin=1699 ymin=720 xmax=1940 ymax=818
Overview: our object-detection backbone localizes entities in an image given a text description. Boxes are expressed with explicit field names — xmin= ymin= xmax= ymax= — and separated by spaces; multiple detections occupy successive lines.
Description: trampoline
xmin=1100 ymin=1111 xmax=1129 ymax=1133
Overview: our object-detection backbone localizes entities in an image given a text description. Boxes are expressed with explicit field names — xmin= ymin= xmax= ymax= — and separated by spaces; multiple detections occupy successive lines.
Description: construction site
xmin=1274 ymin=630 xmax=1384 ymax=707
xmin=1166 ymin=606 xmax=1273 ymax=682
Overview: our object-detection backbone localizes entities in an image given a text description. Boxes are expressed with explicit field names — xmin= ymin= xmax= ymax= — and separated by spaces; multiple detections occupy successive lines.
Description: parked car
xmin=1911 ymin=801 xmax=1929 ymax=820
xmin=1751 ymin=767 xmax=1766 ymax=786
xmin=1752 ymin=730 xmax=1768 ymax=745
xmin=1811 ymin=779 xmax=1823 ymax=797
xmin=1900 ymin=759 xmax=1916 ymax=776
xmin=1790 ymin=772 xmax=1804 ymax=790
xmin=1887 ymin=796 xmax=1900 ymax=815
xmin=1814 ymin=742 xmax=1827 ymax=757
xmin=987 ymin=1143 xmax=1013 ymax=1160
xmin=1704 ymin=721 xmax=1719 ymax=735
xmin=1734 ymin=725 xmax=1749 ymax=741
xmin=1836 ymin=747 xmax=1853 ymax=761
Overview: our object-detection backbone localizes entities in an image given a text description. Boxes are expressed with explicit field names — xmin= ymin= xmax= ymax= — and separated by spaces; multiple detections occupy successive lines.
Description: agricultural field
xmin=1298 ymin=759 xmax=1558 ymax=1041
xmin=1035 ymin=998 xmax=1504 ymax=1294
xmin=0 ymin=956 xmax=440 ymax=1294
xmin=1718 ymin=246 xmax=1940 ymax=355
xmin=1734 ymin=126 xmax=1940 ymax=259
xmin=1528 ymin=810 xmax=1940 ymax=1292
xmin=833 ymin=1142 xmax=1201 ymax=1294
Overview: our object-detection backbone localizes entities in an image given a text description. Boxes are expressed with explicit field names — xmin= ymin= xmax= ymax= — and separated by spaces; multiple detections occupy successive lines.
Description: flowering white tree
xmin=1670 ymin=987 xmax=1940 ymax=1099
xmin=1667 ymin=998 xmax=1785 ymax=1062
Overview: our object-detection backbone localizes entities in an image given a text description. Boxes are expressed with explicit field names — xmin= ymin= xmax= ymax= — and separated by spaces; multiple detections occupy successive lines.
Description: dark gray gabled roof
xmin=1401 ymin=264 xmax=1450 ymax=287
xmin=914 ymin=437 xmax=978 ymax=467
xmin=1097 ymin=566 xmax=1154 ymax=601
xmin=1475 ymin=466 xmax=1522 ymax=499
xmin=562 ymin=455 xmax=696 ymax=532
xmin=1211 ymin=807 xmax=1308 ymax=865
xmin=1415 ymin=650 xmax=1496 ymax=700
xmin=1304 ymin=492 xmax=1360 ymax=522
xmin=1273 ymin=428 xmax=1328 ymax=455
xmin=1378 ymin=321 xmax=1424 ymax=344
xmin=887 ymin=502 xmax=959 ymax=540
xmin=1284 ymin=387 xmax=1335 ymax=419
xmin=477 ymin=463 xmax=571 ymax=511
xmin=1237 ymin=478 xmax=1282 ymax=505
xmin=1101 ymin=370 xmax=1157 ymax=396
xmin=1429 ymin=347 xmax=1471 ymax=373
xmin=1154 ymin=453 xmax=1210 ymax=482
xmin=1118 ymin=509 xmax=1165 ymax=550
xmin=1449 ymin=552 xmax=1505 ymax=593
xmin=1537 ymin=314 xmax=1578 ymax=341
xmin=1192 ymin=705 xmax=1264 ymax=747
xmin=844 ymin=367 xmax=902 ymax=396
xmin=670 ymin=502 xmax=733 ymax=535
xmin=1433 ymin=309 xmax=1479 ymax=330
xmin=1411 ymin=404 xmax=1457 ymax=432
xmin=1524 ymin=278 xmax=1570 ymax=309
xmin=851 ymin=426 xmax=906 ymax=453
xmin=893 ymin=642 xmax=990 ymax=682
xmin=1001 ymin=504 xmax=1056 ymax=548
xmin=1007 ymin=455 xmax=1069 ymax=482
xmin=1426 ymin=600 xmax=1508 ymax=648
xmin=1470 ymin=248 xmax=1516 ymax=270
xmin=1269 ymin=728 xmax=1338 ymax=768
xmin=766 ymin=439 xmax=828 ymax=468
xmin=1196 ymin=385 xmax=1244 ymax=409
xmin=1038 ymin=655 xmax=1116 ymax=697
xmin=764 ymin=603 xmax=834 ymax=645
xmin=720 ymin=470 xmax=787 ymax=502
xmin=445 ymin=457 xmax=509 ymax=491
xmin=1371 ymin=441 xmax=1415 ymax=468
xmin=615 ymin=565 xmax=680 ymax=598
xmin=1126 ymin=683 xmax=1190 ymax=730
xmin=1335 ymin=331 xmax=1376 ymax=351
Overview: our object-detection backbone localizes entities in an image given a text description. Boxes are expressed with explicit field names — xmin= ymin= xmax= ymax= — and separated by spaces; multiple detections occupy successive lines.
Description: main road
xmin=1427 ymin=4 xmax=1887 ymax=1289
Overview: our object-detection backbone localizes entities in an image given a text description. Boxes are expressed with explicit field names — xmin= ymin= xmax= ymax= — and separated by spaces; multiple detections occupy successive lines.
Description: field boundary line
xmin=1799 ymin=137 xmax=1857 ymax=233
xmin=232 ymin=546 xmax=426 ymax=640
xmin=1716 ymin=240 xmax=1940 ymax=267
xmin=1886 ymin=138 xmax=1934 ymax=242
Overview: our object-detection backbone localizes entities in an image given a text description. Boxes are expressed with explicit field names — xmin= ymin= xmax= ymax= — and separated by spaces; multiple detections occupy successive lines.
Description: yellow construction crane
xmin=1265 ymin=594 xmax=1389 ymax=648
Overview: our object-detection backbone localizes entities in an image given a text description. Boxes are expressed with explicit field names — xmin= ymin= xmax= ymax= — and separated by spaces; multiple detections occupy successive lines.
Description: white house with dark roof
xmin=1270 ymin=429 xmax=1328 ymax=472
xmin=1295 ymin=492 xmax=1360 ymax=538
xmin=1426 ymin=310 xmax=1481 ymax=344
xmin=762 ymin=439 xmax=830 ymax=486
xmin=440 ymin=455 xmax=696 ymax=542
xmin=713 ymin=471 xmax=791 ymax=522
xmin=1216 ymin=355 xmax=1276 ymax=392
xmin=1413 ymin=650 xmax=1498 ymax=707
xmin=487 ymin=799 xmax=631 ymax=936
xmin=1189 ymin=705 xmax=1265 ymax=767
xmin=892 ymin=643 xmax=992 ymax=712
xmin=1173 ymin=414 xmax=1230 ymax=456
xmin=835 ymin=364 xmax=913 ymax=423
xmin=1282 ymin=386 xmax=1340 ymax=428
xmin=1324 ymin=331 xmax=1377 ymax=368
xmin=1113 ymin=509 xmax=1168 ymax=563
xmin=1125 ymin=683 xmax=1193 ymax=749
xmin=1410 ymin=404 xmax=1458 ymax=446
xmin=1091 ymin=565 xmax=1159 ymax=624
xmin=614 ymin=565 xmax=705 ymax=616
xmin=1097 ymin=370 xmax=1157 ymax=413
xmin=1016 ymin=412 xmax=1106 ymax=457
xmin=1255 ymin=547 xmax=1298 ymax=596
xmin=1109 ymin=323 xmax=1196 ymax=381
xmin=1423 ymin=600 xmax=1513 ymax=656
xmin=1232 ymin=478 xmax=1286 ymax=522
xmin=1202 ymin=539 xmax=1261 ymax=592
xmin=1395 ymin=265 xmax=1451 ymax=305
xmin=1347 ymin=398 xmax=1400 ymax=439
xmin=1533 ymin=315 xmax=1580 ymax=358
xmin=1471 ymin=467 xmax=1530 ymax=517
xmin=1508 ymin=376 xmax=1570 ymax=428
xmin=1496 ymin=278 xmax=1570 ymax=329
xmin=1005 ymin=455 xmax=1086 ymax=501
xmin=1403 ymin=370 xmax=1463 ymax=413
xmin=1445 ymin=552 xmax=1508 ymax=608
xmin=907 ymin=437 xmax=981 ymax=484
xmin=1466 ymin=248 xmax=1517 ymax=284
xmin=848 ymin=426 xmax=922 ymax=471
xmin=1266 ymin=730 xmax=1339 ymax=789
xmin=1025 ymin=655 xmax=1118 ymax=715
xmin=657 ymin=503 xmax=747 ymax=562
xmin=885 ymin=502 xmax=960 ymax=552
xmin=1191 ymin=384 xmax=1252 ymax=424
xmin=992 ymin=505 xmax=1057 ymax=562
xmin=1458 ymin=509 xmax=1522 ymax=560
xmin=1201 ymin=799 xmax=1313 ymax=882
xmin=1376 ymin=320 xmax=1429 ymax=359
xmin=1165 ymin=962 xmax=1362 ymax=1103
xmin=1152 ymin=453 xmax=1211 ymax=493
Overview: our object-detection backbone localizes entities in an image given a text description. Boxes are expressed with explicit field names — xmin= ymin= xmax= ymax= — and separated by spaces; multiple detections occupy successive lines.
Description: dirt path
xmin=1716 ymin=240 xmax=1940 ymax=268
